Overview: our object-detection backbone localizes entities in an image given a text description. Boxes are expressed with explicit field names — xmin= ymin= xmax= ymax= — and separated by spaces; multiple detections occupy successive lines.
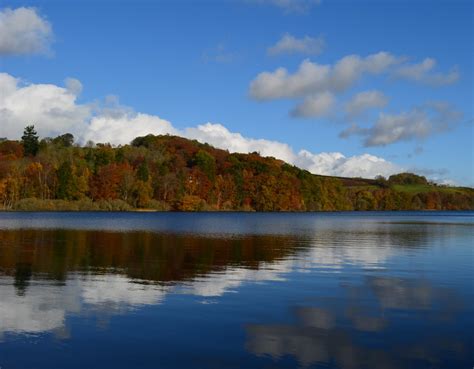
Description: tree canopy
xmin=1 ymin=128 xmax=472 ymax=211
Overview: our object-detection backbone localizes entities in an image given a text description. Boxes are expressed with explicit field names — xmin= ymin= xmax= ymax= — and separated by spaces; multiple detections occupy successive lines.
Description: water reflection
xmin=0 ymin=230 xmax=303 ymax=285
xmin=0 ymin=229 xmax=305 ymax=337
xmin=0 ymin=213 xmax=472 ymax=369
xmin=246 ymin=276 xmax=471 ymax=368
xmin=0 ymin=274 xmax=168 ymax=339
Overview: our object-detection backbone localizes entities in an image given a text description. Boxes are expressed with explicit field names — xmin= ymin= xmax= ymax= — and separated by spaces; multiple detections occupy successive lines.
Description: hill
xmin=0 ymin=129 xmax=473 ymax=211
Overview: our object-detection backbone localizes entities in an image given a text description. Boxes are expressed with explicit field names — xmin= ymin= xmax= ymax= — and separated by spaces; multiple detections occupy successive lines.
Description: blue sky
xmin=0 ymin=0 xmax=472 ymax=184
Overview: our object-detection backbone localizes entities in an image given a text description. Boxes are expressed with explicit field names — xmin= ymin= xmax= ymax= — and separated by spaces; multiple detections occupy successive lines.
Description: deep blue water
xmin=0 ymin=212 xmax=473 ymax=369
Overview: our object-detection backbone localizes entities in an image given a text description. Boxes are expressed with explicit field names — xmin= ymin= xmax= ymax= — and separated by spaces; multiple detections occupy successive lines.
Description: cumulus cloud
xmin=64 ymin=78 xmax=83 ymax=96
xmin=0 ymin=72 xmax=403 ymax=179
xmin=249 ymin=52 xmax=459 ymax=123
xmin=0 ymin=7 xmax=53 ymax=56
xmin=184 ymin=123 xmax=402 ymax=177
xmin=341 ymin=102 xmax=462 ymax=147
xmin=84 ymin=113 xmax=178 ymax=145
xmin=345 ymin=90 xmax=388 ymax=118
xmin=249 ymin=60 xmax=329 ymax=100
xmin=394 ymin=58 xmax=459 ymax=86
xmin=294 ymin=150 xmax=401 ymax=178
xmin=249 ymin=52 xmax=401 ymax=100
xmin=0 ymin=73 xmax=90 ymax=139
xmin=340 ymin=102 xmax=463 ymax=147
xmin=184 ymin=123 xmax=296 ymax=163
xmin=0 ymin=74 xmax=177 ymax=144
xmin=290 ymin=91 xmax=335 ymax=118
xmin=268 ymin=33 xmax=325 ymax=56
xmin=250 ymin=0 xmax=321 ymax=13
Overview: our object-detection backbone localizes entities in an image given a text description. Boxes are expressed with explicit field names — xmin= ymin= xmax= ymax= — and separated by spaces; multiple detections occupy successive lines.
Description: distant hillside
xmin=1 ymin=128 xmax=473 ymax=211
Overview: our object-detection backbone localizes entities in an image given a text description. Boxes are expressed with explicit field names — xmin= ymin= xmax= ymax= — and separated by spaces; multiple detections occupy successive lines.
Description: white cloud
xmin=0 ymin=7 xmax=53 ymax=56
xmin=65 ymin=78 xmax=83 ymax=96
xmin=249 ymin=60 xmax=330 ymax=100
xmin=84 ymin=112 xmax=178 ymax=145
xmin=249 ymin=52 xmax=401 ymax=100
xmin=0 ymin=73 xmax=90 ymax=139
xmin=184 ymin=123 xmax=296 ymax=163
xmin=0 ymin=74 xmax=176 ymax=144
xmin=185 ymin=123 xmax=402 ymax=178
xmin=290 ymin=91 xmax=335 ymax=118
xmin=268 ymin=33 xmax=325 ymax=56
xmin=367 ymin=110 xmax=433 ymax=146
xmin=344 ymin=90 xmax=388 ymax=118
xmin=394 ymin=58 xmax=459 ymax=86
xmin=294 ymin=150 xmax=401 ymax=178
xmin=341 ymin=102 xmax=463 ymax=147
xmin=249 ymin=52 xmax=459 ymax=122
xmin=0 ymin=72 xmax=402 ymax=179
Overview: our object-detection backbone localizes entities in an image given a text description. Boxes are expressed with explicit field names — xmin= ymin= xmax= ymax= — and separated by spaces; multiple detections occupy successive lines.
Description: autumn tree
xmin=0 ymin=132 xmax=472 ymax=211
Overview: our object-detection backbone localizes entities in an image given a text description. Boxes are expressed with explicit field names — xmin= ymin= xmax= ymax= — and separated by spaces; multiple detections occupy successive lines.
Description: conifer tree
xmin=21 ymin=125 xmax=39 ymax=156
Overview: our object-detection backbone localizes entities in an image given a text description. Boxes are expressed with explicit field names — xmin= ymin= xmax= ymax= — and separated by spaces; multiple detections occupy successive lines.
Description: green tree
xmin=374 ymin=175 xmax=389 ymax=188
xmin=21 ymin=125 xmax=39 ymax=156
xmin=52 ymin=133 xmax=74 ymax=147
xmin=388 ymin=172 xmax=428 ymax=185
xmin=194 ymin=150 xmax=216 ymax=180
xmin=56 ymin=161 xmax=77 ymax=200
xmin=137 ymin=162 xmax=149 ymax=182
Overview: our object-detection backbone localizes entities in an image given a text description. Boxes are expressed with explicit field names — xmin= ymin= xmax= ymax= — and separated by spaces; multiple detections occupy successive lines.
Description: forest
xmin=0 ymin=126 xmax=473 ymax=211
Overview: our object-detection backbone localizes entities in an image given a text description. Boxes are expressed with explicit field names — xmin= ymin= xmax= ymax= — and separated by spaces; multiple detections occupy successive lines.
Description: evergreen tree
xmin=194 ymin=150 xmax=216 ymax=180
xmin=137 ymin=162 xmax=149 ymax=182
xmin=57 ymin=161 xmax=76 ymax=200
xmin=21 ymin=125 xmax=39 ymax=156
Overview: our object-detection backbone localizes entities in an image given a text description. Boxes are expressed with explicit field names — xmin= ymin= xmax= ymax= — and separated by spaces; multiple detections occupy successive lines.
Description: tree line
xmin=0 ymin=126 xmax=472 ymax=211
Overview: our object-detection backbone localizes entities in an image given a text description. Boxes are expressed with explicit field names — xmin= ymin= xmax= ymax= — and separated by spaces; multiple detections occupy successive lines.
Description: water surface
xmin=0 ymin=212 xmax=472 ymax=369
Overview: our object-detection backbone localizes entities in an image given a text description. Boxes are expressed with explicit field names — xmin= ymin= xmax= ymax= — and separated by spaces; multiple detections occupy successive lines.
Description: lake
xmin=0 ymin=212 xmax=472 ymax=369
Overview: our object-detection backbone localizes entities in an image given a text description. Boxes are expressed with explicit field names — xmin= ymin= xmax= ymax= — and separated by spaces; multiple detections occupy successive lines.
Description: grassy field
xmin=391 ymin=184 xmax=473 ymax=195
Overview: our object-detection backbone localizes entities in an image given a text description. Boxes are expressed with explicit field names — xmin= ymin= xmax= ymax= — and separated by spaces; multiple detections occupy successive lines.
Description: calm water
xmin=0 ymin=212 xmax=472 ymax=369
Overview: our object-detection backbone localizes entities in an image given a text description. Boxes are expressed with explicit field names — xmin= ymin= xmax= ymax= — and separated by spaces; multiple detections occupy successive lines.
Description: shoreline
xmin=1 ymin=209 xmax=472 ymax=213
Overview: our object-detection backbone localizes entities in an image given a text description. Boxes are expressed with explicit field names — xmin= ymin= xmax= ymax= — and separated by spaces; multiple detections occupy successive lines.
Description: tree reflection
xmin=0 ymin=217 xmax=470 ymax=366
xmin=0 ymin=229 xmax=306 ymax=290
xmin=13 ymin=262 xmax=32 ymax=296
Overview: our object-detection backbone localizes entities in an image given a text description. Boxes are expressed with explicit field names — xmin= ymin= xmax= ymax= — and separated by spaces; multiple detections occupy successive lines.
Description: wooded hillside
xmin=1 ymin=126 xmax=473 ymax=211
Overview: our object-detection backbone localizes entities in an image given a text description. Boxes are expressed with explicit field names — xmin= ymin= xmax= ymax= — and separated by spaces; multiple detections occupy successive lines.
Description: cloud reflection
xmin=81 ymin=275 xmax=169 ymax=309
xmin=246 ymin=276 xmax=469 ymax=368
xmin=0 ymin=220 xmax=464 ymax=342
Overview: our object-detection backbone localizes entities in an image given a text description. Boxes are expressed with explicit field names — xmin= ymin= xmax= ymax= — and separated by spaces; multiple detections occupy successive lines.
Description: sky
xmin=0 ymin=0 xmax=473 ymax=185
